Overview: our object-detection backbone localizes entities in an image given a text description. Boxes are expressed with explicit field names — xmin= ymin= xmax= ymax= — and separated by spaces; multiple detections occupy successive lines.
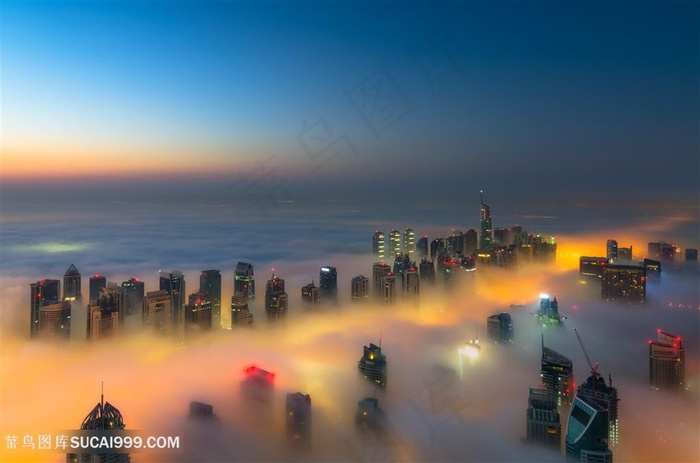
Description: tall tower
xmin=541 ymin=338 xmax=574 ymax=406
xmin=265 ymin=273 xmax=288 ymax=319
xmin=419 ymin=258 xmax=436 ymax=285
xmin=185 ymin=290 xmax=212 ymax=332
xmin=351 ymin=275 xmax=369 ymax=302
xmin=649 ymin=330 xmax=685 ymax=390
xmin=301 ymin=281 xmax=320 ymax=305
xmin=372 ymin=231 xmax=385 ymax=258
xmin=403 ymin=228 xmax=415 ymax=254
xmin=606 ymin=240 xmax=618 ymax=263
xmin=234 ymin=262 xmax=255 ymax=299
xmin=63 ymin=264 xmax=82 ymax=302
xmin=479 ymin=191 xmax=493 ymax=253
xmin=577 ymin=374 xmax=619 ymax=449
xmin=143 ymin=290 xmax=172 ymax=333
xmin=200 ymin=269 xmax=221 ymax=328
xmin=121 ymin=277 xmax=144 ymax=316
xmin=358 ymin=343 xmax=387 ymax=387
xmin=402 ymin=265 xmax=419 ymax=298
xmin=526 ymin=387 xmax=561 ymax=450
xmin=29 ymin=279 xmax=60 ymax=338
xmin=416 ymin=235 xmax=429 ymax=258
xmin=231 ymin=290 xmax=253 ymax=327
xmin=565 ymin=395 xmax=613 ymax=462
xmin=601 ymin=264 xmax=646 ymax=302
xmin=160 ymin=270 xmax=185 ymax=327
xmin=319 ymin=266 xmax=337 ymax=300
xmin=89 ymin=275 xmax=107 ymax=302
xmin=372 ymin=262 xmax=391 ymax=299
xmin=379 ymin=272 xmax=396 ymax=304
xmin=389 ymin=229 xmax=401 ymax=258
xmin=39 ymin=301 xmax=71 ymax=341
xmin=87 ymin=283 xmax=125 ymax=341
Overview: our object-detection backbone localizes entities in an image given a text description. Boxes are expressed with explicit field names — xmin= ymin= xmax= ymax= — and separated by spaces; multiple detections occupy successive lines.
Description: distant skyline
xmin=3 ymin=1 xmax=698 ymax=205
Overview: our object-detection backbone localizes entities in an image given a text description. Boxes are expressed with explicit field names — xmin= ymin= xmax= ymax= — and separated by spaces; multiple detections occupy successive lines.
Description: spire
xmin=480 ymin=190 xmax=485 ymax=205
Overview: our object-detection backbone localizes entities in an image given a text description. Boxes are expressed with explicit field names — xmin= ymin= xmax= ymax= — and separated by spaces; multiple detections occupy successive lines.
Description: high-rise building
xmin=66 ymin=390 xmax=131 ymax=463
xmin=89 ymin=275 xmax=107 ymax=302
xmin=419 ymin=258 xmax=436 ymax=285
xmin=494 ymin=227 xmax=513 ymax=247
xmin=403 ymin=228 xmax=415 ymax=254
xmin=565 ymin=395 xmax=612 ymax=463
xmin=185 ymin=290 xmax=212 ymax=332
xmin=389 ymin=229 xmax=401 ymax=257
xmin=231 ymin=291 xmax=253 ymax=327
xmin=416 ymin=235 xmax=429 ymax=258
xmin=430 ymin=238 xmax=445 ymax=260
xmin=526 ymin=387 xmax=561 ymax=450
xmin=121 ymin=277 xmax=144 ymax=316
xmin=580 ymin=257 xmax=608 ymax=278
xmin=379 ymin=272 xmax=396 ymax=304
xmin=447 ymin=229 xmax=465 ymax=255
xmin=189 ymin=401 xmax=217 ymax=420
xmin=319 ymin=266 xmax=337 ymax=300
xmin=301 ymin=281 xmax=320 ymax=305
xmin=617 ymin=246 xmax=632 ymax=262
xmin=577 ymin=374 xmax=619 ymax=449
xmin=356 ymin=397 xmax=382 ymax=429
xmin=479 ymin=191 xmax=494 ymax=253
xmin=372 ymin=262 xmax=391 ymax=299
xmin=372 ymin=231 xmax=385 ymax=258
xmin=487 ymin=313 xmax=513 ymax=343
xmin=265 ymin=273 xmax=288 ymax=319
xmin=87 ymin=283 xmax=125 ymax=341
xmin=143 ymin=290 xmax=172 ymax=333
xmin=649 ymin=330 xmax=684 ymax=390
xmin=30 ymin=279 xmax=60 ymax=338
xmin=601 ymin=264 xmax=646 ymax=303
xmin=464 ymin=229 xmax=478 ymax=256
xmin=39 ymin=301 xmax=71 ymax=341
xmin=648 ymin=241 xmax=678 ymax=262
xmin=351 ymin=275 xmax=369 ymax=302
xmin=392 ymin=253 xmax=412 ymax=279
xmin=358 ymin=343 xmax=387 ymax=387
xmin=402 ymin=265 xmax=419 ymax=298
xmin=160 ymin=270 xmax=185 ymax=327
xmin=643 ymin=259 xmax=661 ymax=283
xmin=234 ymin=262 xmax=256 ymax=299
xmin=606 ymin=240 xmax=618 ymax=263
xmin=63 ymin=264 xmax=82 ymax=302
xmin=286 ymin=392 xmax=312 ymax=446
xmin=200 ymin=270 xmax=221 ymax=328
xmin=541 ymin=339 xmax=574 ymax=406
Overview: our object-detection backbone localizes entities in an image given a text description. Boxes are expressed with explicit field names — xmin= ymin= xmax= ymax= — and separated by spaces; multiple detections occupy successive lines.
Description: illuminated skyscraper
xmin=67 ymin=390 xmax=131 ymax=463
xmin=30 ymin=279 xmax=60 ymax=338
xmin=403 ymin=228 xmax=415 ymax=254
xmin=389 ymin=229 xmax=401 ymax=257
xmin=379 ymin=272 xmax=396 ymax=304
xmin=643 ymin=259 xmax=661 ymax=283
xmin=401 ymin=265 xmax=419 ymax=298
xmin=351 ymin=275 xmax=369 ymax=302
xmin=234 ymin=262 xmax=255 ymax=299
xmin=319 ymin=266 xmax=337 ymax=300
xmin=580 ymin=257 xmax=608 ymax=278
xmin=577 ymin=374 xmax=619 ymax=449
xmin=565 ymin=396 xmax=612 ymax=463
xmin=601 ymin=265 xmax=646 ymax=303
xmin=358 ymin=343 xmax=387 ymax=387
xmin=372 ymin=231 xmax=385 ymax=258
xmin=606 ymin=240 xmax=618 ymax=263
xmin=372 ymin=262 xmax=391 ymax=299
xmin=649 ymin=330 xmax=685 ymax=390
xmin=89 ymin=274 xmax=106 ymax=302
xmin=39 ymin=301 xmax=71 ymax=341
xmin=301 ymin=281 xmax=320 ymax=305
xmin=143 ymin=289 xmax=172 ymax=333
xmin=541 ymin=338 xmax=574 ymax=406
xmin=160 ymin=270 xmax=185 ymax=327
xmin=265 ymin=273 xmax=288 ymax=319
xmin=200 ymin=269 xmax=221 ymax=328
xmin=419 ymin=258 xmax=436 ymax=285
xmin=87 ymin=283 xmax=125 ymax=341
xmin=479 ymin=191 xmax=493 ymax=253
xmin=63 ymin=264 xmax=82 ymax=302
xmin=231 ymin=290 xmax=253 ymax=327
xmin=526 ymin=387 xmax=561 ymax=451
xmin=416 ymin=235 xmax=429 ymax=258
xmin=121 ymin=277 xmax=144 ymax=316
xmin=185 ymin=290 xmax=212 ymax=332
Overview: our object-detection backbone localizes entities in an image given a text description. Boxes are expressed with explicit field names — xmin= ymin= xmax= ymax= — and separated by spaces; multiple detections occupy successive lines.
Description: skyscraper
xmin=350 ymin=275 xmax=369 ymax=302
xmin=389 ymin=229 xmax=401 ymax=257
xmin=301 ymin=281 xmax=320 ymax=305
xmin=234 ymin=262 xmax=255 ymax=299
xmin=526 ymin=387 xmax=561 ymax=451
xmin=286 ymin=392 xmax=312 ymax=446
xmin=231 ymin=291 xmax=253 ymax=327
xmin=430 ymin=238 xmax=445 ymax=260
xmin=200 ymin=270 xmax=221 ymax=328
xmin=541 ymin=339 xmax=574 ymax=406
xmin=372 ymin=262 xmax=391 ymax=299
xmin=160 ymin=270 xmax=185 ymax=327
xmin=143 ymin=290 xmax=172 ymax=333
xmin=30 ymin=279 xmax=60 ymax=338
xmin=416 ymin=235 xmax=428 ymax=258
xmin=379 ymin=272 xmax=396 ymax=304
xmin=39 ymin=301 xmax=71 ymax=341
xmin=649 ymin=330 xmax=685 ymax=390
xmin=89 ymin=274 xmax=106 ymax=302
xmin=487 ymin=313 xmax=513 ymax=343
xmin=577 ymin=374 xmax=619 ymax=449
xmin=601 ymin=264 xmax=646 ymax=303
xmin=185 ymin=290 xmax=212 ymax=332
xmin=358 ymin=343 xmax=387 ymax=387
xmin=87 ymin=283 xmax=125 ymax=341
xmin=447 ymin=229 xmax=464 ymax=255
xmin=579 ymin=257 xmax=608 ymax=278
xmin=63 ymin=264 xmax=82 ymax=302
xmin=372 ymin=231 xmax=385 ymax=258
xmin=319 ymin=266 xmax=337 ymax=300
xmin=565 ymin=395 xmax=613 ymax=463
xmin=606 ymin=240 xmax=618 ymax=263
xmin=403 ymin=228 xmax=415 ymax=254
xmin=67 ymin=390 xmax=131 ymax=463
xmin=464 ymin=229 xmax=478 ymax=256
xmin=401 ymin=265 xmax=419 ymax=298
xmin=419 ymin=258 xmax=435 ymax=285
xmin=479 ymin=191 xmax=493 ymax=253
xmin=121 ymin=277 xmax=144 ymax=316
xmin=265 ymin=273 xmax=288 ymax=319
xmin=392 ymin=253 xmax=412 ymax=279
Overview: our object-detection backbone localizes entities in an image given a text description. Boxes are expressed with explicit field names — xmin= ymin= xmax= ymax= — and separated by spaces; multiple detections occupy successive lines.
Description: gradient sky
xmin=2 ymin=1 xmax=699 ymax=204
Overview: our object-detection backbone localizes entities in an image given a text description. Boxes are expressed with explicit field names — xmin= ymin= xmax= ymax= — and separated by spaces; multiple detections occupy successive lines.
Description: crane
xmin=573 ymin=327 xmax=599 ymax=379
